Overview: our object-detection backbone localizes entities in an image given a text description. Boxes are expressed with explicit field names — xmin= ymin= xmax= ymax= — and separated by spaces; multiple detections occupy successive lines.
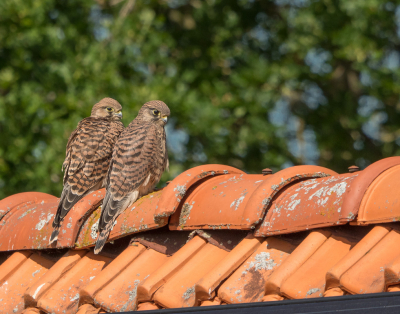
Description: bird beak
xmin=115 ymin=111 xmax=123 ymax=119
xmin=162 ymin=115 xmax=168 ymax=124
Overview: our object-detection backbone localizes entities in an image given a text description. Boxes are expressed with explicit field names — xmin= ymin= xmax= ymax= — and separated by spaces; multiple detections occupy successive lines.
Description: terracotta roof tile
xmin=0 ymin=192 xmax=57 ymax=221
xmin=25 ymin=250 xmax=87 ymax=308
xmin=340 ymin=229 xmax=400 ymax=294
xmin=153 ymin=164 xmax=246 ymax=223
xmin=37 ymin=252 xmax=111 ymax=314
xmin=325 ymin=225 xmax=390 ymax=294
xmin=4 ymin=158 xmax=400 ymax=312
xmin=169 ymin=165 xmax=337 ymax=231
xmin=256 ymin=173 xmax=358 ymax=236
xmin=74 ymin=190 xmax=167 ymax=249
xmin=56 ymin=189 xmax=106 ymax=248
xmin=93 ymin=248 xmax=169 ymax=312
xmin=356 ymin=165 xmax=400 ymax=225
xmin=80 ymin=244 xmax=146 ymax=305
xmin=280 ymin=234 xmax=354 ymax=299
xmin=153 ymin=242 xmax=229 ymax=308
xmin=218 ymin=237 xmax=295 ymax=304
xmin=0 ymin=253 xmax=55 ymax=314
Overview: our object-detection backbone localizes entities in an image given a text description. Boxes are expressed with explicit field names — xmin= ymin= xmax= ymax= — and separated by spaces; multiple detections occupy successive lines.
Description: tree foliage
xmin=1 ymin=0 xmax=400 ymax=198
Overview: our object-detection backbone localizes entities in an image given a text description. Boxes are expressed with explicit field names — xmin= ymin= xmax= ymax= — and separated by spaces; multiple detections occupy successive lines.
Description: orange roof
xmin=1 ymin=157 xmax=400 ymax=313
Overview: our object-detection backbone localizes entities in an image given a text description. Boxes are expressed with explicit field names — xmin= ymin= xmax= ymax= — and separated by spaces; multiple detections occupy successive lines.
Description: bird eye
xmin=106 ymin=107 xmax=113 ymax=112
xmin=153 ymin=110 xmax=160 ymax=116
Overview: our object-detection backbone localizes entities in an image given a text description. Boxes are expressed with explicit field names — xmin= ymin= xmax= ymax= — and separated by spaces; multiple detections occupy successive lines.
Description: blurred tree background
xmin=1 ymin=0 xmax=400 ymax=198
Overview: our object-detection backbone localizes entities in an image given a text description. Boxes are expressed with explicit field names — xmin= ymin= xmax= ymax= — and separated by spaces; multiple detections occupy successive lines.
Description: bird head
xmin=138 ymin=100 xmax=170 ymax=126
xmin=91 ymin=98 xmax=123 ymax=121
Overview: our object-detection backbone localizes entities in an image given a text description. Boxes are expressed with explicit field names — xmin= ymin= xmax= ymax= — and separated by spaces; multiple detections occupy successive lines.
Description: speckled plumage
xmin=94 ymin=100 xmax=170 ymax=254
xmin=50 ymin=98 xmax=124 ymax=244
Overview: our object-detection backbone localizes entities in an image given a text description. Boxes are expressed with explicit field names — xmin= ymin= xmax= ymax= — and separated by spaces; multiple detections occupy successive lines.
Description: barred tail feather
xmin=49 ymin=225 xmax=60 ymax=244
xmin=94 ymin=228 xmax=111 ymax=254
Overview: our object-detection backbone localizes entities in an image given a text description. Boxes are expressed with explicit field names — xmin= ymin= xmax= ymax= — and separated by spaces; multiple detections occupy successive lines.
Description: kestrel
xmin=94 ymin=100 xmax=170 ymax=254
xmin=49 ymin=98 xmax=124 ymax=244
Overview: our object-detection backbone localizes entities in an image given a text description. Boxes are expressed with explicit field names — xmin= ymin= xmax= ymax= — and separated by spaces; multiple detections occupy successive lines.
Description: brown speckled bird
xmin=94 ymin=100 xmax=170 ymax=254
xmin=49 ymin=98 xmax=124 ymax=244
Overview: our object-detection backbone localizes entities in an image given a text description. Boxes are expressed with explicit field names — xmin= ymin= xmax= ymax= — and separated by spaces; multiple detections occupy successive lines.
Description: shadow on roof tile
xmin=37 ymin=252 xmax=111 ymax=314
xmin=93 ymin=248 xmax=169 ymax=312
xmin=0 ymin=253 xmax=55 ymax=314
xmin=340 ymin=229 xmax=400 ymax=295
xmin=25 ymin=250 xmax=87 ymax=308
xmin=264 ymin=230 xmax=331 ymax=300
xmin=325 ymin=225 xmax=390 ymax=296
xmin=80 ymin=244 xmax=146 ymax=305
xmin=218 ymin=237 xmax=295 ymax=304
xmin=154 ymin=242 xmax=229 ymax=308
xmin=281 ymin=234 xmax=354 ymax=299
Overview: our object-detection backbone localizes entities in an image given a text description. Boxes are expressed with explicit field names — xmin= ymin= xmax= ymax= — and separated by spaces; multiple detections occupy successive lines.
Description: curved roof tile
xmin=0 ymin=192 xmax=57 ymax=221
xmin=4 ymin=159 xmax=400 ymax=313
xmin=355 ymin=164 xmax=400 ymax=225
xmin=56 ymin=189 xmax=106 ymax=248
xmin=169 ymin=165 xmax=337 ymax=231
xmin=0 ymin=196 xmax=59 ymax=251
xmin=255 ymin=173 xmax=358 ymax=236
xmin=153 ymin=164 xmax=245 ymax=223
xmin=342 ymin=157 xmax=400 ymax=224
xmin=75 ymin=190 xmax=166 ymax=249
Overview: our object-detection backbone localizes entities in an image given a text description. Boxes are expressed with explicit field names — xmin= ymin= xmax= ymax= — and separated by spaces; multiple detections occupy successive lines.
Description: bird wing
xmin=99 ymin=122 xmax=162 ymax=230
xmin=55 ymin=118 xmax=120 ymax=224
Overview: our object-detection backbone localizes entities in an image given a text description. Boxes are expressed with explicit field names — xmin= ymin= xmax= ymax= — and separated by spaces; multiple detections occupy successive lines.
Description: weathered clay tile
xmin=200 ymin=297 xmax=222 ymax=306
xmin=0 ymin=253 xmax=55 ymax=314
xmin=154 ymin=165 xmax=245 ymax=224
xmin=355 ymin=165 xmax=400 ymax=225
xmin=75 ymin=190 xmax=167 ymax=249
xmin=195 ymin=236 xmax=262 ymax=302
xmin=325 ymin=225 xmax=390 ymax=295
xmin=76 ymin=304 xmax=101 ymax=314
xmin=256 ymin=173 xmax=358 ymax=236
xmin=56 ymin=189 xmax=105 ymax=248
xmin=264 ymin=230 xmax=331 ymax=300
xmin=24 ymin=250 xmax=87 ymax=307
xmin=281 ymin=235 xmax=354 ymax=299
xmin=0 ymin=192 xmax=57 ymax=221
xmin=343 ymin=157 xmax=400 ymax=225
xmin=37 ymin=252 xmax=111 ymax=314
xmin=340 ymin=230 xmax=400 ymax=294
xmin=218 ymin=237 xmax=295 ymax=304
xmin=153 ymin=243 xmax=229 ymax=308
xmin=0 ymin=251 xmax=32 ymax=284
xmin=21 ymin=308 xmax=46 ymax=314
xmin=130 ymin=228 xmax=193 ymax=256
xmin=0 ymin=197 xmax=60 ymax=251
xmin=169 ymin=166 xmax=337 ymax=231
xmin=385 ymin=253 xmax=400 ymax=288
xmin=80 ymin=244 xmax=146 ymax=305
xmin=137 ymin=236 xmax=207 ymax=303
xmin=137 ymin=302 xmax=162 ymax=311
xmin=93 ymin=249 xmax=169 ymax=313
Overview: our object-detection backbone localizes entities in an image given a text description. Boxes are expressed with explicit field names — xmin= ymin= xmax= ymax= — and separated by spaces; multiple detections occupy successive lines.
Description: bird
xmin=94 ymin=100 xmax=170 ymax=254
xmin=49 ymin=98 xmax=124 ymax=244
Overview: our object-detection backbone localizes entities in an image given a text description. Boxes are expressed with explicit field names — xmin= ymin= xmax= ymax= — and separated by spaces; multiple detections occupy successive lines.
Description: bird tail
xmin=94 ymin=228 xmax=111 ymax=254
xmin=49 ymin=225 xmax=60 ymax=244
